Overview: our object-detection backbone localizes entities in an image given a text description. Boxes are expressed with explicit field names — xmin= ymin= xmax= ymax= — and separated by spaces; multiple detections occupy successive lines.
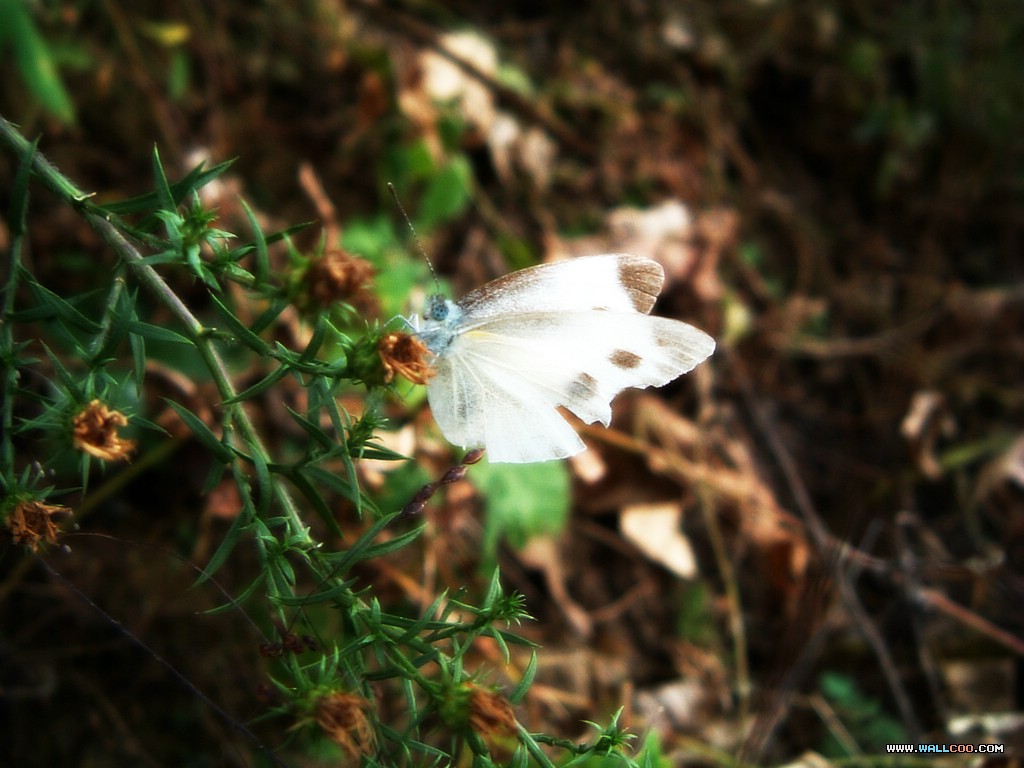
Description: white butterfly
xmin=414 ymin=254 xmax=715 ymax=463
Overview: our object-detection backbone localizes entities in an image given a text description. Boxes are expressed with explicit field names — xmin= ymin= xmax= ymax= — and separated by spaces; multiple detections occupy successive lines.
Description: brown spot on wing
xmin=567 ymin=372 xmax=598 ymax=400
xmin=616 ymin=255 xmax=664 ymax=314
xmin=610 ymin=349 xmax=642 ymax=369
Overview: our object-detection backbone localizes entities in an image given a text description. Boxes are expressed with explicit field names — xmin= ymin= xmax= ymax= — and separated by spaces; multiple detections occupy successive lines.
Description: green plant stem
xmin=1 ymin=116 xmax=543 ymax=761
xmin=0 ymin=115 xmax=314 ymax=595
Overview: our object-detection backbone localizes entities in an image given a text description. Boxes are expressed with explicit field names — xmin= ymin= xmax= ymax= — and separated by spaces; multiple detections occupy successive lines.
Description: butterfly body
xmin=415 ymin=254 xmax=714 ymax=463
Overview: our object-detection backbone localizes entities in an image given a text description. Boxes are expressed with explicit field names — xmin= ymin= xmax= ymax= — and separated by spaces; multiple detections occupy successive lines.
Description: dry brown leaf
xmin=619 ymin=501 xmax=697 ymax=578
xmin=634 ymin=395 xmax=811 ymax=601
xmin=900 ymin=389 xmax=955 ymax=480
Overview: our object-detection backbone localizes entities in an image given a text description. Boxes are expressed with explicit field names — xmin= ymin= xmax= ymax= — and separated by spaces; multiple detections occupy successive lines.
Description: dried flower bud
xmin=72 ymin=399 xmax=136 ymax=462
xmin=462 ymin=448 xmax=486 ymax=465
xmin=6 ymin=499 xmax=70 ymax=551
xmin=378 ymin=331 xmax=434 ymax=385
xmin=468 ymin=686 xmax=518 ymax=742
xmin=440 ymin=682 xmax=518 ymax=746
xmin=312 ymin=691 xmax=376 ymax=762
xmin=303 ymin=249 xmax=376 ymax=313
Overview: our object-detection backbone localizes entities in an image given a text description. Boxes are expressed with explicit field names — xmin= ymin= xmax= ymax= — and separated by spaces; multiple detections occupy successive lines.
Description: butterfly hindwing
xmin=425 ymin=309 xmax=714 ymax=463
xmin=427 ymin=337 xmax=586 ymax=463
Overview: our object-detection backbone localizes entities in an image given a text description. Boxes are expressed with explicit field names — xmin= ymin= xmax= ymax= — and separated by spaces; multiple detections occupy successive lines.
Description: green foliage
xmin=0 ymin=117 xmax=649 ymax=767
xmin=469 ymin=457 xmax=572 ymax=563
xmin=674 ymin=582 xmax=719 ymax=648
xmin=0 ymin=0 xmax=76 ymax=124
xmin=342 ymin=213 xmax=437 ymax=320
xmin=817 ymin=671 xmax=909 ymax=757
xmin=384 ymin=135 xmax=475 ymax=234
xmin=837 ymin=3 xmax=1024 ymax=195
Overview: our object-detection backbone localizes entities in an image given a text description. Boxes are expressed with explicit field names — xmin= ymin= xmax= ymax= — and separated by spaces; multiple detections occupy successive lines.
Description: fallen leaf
xmin=619 ymin=501 xmax=697 ymax=578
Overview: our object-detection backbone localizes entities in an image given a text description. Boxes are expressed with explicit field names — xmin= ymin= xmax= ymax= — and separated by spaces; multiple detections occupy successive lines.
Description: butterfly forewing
xmin=456 ymin=254 xmax=664 ymax=322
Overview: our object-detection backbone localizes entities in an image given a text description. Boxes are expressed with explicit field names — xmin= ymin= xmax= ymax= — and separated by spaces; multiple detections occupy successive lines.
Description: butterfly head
xmin=417 ymin=293 xmax=463 ymax=354
xmin=425 ymin=293 xmax=454 ymax=323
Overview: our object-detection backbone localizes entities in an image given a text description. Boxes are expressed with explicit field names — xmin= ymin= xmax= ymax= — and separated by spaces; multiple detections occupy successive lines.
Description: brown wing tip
xmin=614 ymin=254 xmax=664 ymax=314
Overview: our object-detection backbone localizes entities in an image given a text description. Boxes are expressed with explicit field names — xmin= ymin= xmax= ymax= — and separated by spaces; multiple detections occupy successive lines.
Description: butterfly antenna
xmin=388 ymin=182 xmax=440 ymax=291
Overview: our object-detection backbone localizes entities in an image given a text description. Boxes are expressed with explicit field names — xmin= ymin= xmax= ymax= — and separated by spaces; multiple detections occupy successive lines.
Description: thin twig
xmin=728 ymin=348 xmax=924 ymax=746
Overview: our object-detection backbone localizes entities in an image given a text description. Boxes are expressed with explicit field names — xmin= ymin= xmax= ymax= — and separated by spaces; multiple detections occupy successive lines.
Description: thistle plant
xmin=0 ymin=115 xmax=648 ymax=766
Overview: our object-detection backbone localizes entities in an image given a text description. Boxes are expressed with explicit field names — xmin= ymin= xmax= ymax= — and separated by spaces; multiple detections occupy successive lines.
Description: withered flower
xmin=6 ymin=499 xmax=70 ymax=551
xmin=304 ymin=249 xmax=376 ymax=313
xmin=72 ymin=399 xmax=136 ymax=462
xmin=313 ymin=691 xmax=376 ymax=762
xmin=378 ymin=331 xmax=434 ymax=385
xmin=468 ymin=686 xmax=519 ymax=743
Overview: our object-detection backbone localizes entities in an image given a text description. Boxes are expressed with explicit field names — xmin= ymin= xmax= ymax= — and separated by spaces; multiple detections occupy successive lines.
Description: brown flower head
xmin=468 ymin=686 xmax=518 ymax=743
xmin=312 ymin=691 xmax=376 ymax=762
xmin=378 ymin=331 xmax=434 ymax=385
xmin=6 ymin=499 xmax=71 ymax=551
xmin=303 ymin=249 xmax=377 ymax=313
xmin=72 ymin=399 xmax=136 ymax=462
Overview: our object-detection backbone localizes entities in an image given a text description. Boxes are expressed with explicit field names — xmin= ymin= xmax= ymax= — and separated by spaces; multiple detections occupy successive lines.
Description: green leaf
xmin=89 ymin=287 xmax=134 ymax=365
xmin=128 ymin=320 xmax=192 ymax=345
xmin=509 ymin=651 xmax=537 ymax=705
xmin=250 ymin=444 xmax=272 ymax=519
xmin=225 ymin=365 xmax=290 ymax=404
xmin=151 ymin=146 xmax=177 ymax=214
xmin=298 ymin=314 xmax=329 ymax=363
xmin=240 ymin=198 xmax=270 ymax=285
xmin=129 ymin=319 xmax=146 ymax=386
xmin=416 ymin=155 xmax=473 ymax=231
xmin=358 ymin=523 xmax=424 ymax=560
xmin=302 ymin=465 xmax=367 ymax=508
xmin=7 ymin=135 xmax=38 ymax=237
xmin=163 ymin=399 xmax=234 ymax=463
xmin=2 ymin=0 xmax=76 ymax=124
xmin=283 ymin=406 xmax=334 ymax=451
xmin=199 ymin=458 xmax=227 ymax=495
xmin=16 ymin=268 xmax=102 ymax=332
xmin=276 ymin=576 xmax=360 ymax=606
xmin=249 ymin=296 xmax=291 ymax=336
xmin=209 ymin=294 xmax=270 ymax=353
xmin=521 ymin=731 xmax=556 ymax=768
xmin=327 ymin=511 xmax=409 ymax=577
xmin=193 ymin=496 xmax=253 ymax=585
xmin=98 ymin=158 xmax=236 ymax=216
xmin=139 ymin=250 xmax=183 ymax=267
xmin=470 ymin=458 xmax=571 ymax=560
xmin=285 ymin=468 xmax=342 ymax=538
xmin=40 ymin=343 xmax=85 ymax=402
xmin=201 ymin=570 xmax=266 ymax=614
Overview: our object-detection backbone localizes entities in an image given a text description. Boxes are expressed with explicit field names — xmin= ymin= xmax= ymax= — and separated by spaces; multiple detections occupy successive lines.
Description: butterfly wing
xmin=426 ymin=310 xmax=715 ymax=463
xmin=456 ymin=254 xmax=665 ymax=321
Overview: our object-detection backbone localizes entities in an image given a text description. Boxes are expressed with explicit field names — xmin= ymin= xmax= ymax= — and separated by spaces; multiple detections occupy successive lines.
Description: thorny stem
xmin=0 ymin=114 xmax=517 ymax=738
xmin=0 ymin=116 xmax=443 ymax=655
xmin=0 ymin=116 xmax=316 ymax=596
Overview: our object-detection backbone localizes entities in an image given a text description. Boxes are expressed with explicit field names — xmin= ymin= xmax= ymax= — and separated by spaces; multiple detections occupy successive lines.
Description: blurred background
xmin=1 ymin=0 xmax=1023 ymax=765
